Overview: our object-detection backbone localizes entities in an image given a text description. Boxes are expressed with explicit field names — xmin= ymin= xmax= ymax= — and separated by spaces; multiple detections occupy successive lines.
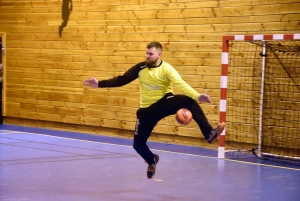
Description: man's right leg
xmin=133 ymin=108 xmax=158 ymax=164
xmin=133 ymin=108 xmax=161 ymax=179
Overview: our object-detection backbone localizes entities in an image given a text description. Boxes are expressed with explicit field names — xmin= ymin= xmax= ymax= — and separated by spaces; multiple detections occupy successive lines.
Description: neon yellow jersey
xmin=98 ymin=61 xmax=200 ymax=108
xmin=139 ymin=61 xmax=199 ymax=108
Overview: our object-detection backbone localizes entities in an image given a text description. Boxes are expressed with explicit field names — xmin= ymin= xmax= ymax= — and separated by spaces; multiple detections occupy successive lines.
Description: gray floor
xmin=0 ymin=129 xmax=299 ymax=201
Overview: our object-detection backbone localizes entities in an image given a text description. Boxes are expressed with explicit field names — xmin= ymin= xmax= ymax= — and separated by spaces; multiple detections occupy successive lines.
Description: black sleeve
xmin=98 ymin=62 xmax=146 ymax=88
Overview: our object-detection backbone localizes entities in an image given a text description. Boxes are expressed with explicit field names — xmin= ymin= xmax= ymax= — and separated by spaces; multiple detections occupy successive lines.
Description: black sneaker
xmin=147 ymin=154 xmax=159 ymax=179
xmin=207 ymin=122 xmax=225 ymax=144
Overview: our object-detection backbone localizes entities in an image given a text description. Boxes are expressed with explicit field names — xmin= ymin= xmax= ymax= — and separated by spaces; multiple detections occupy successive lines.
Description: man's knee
xmin=134 ymin=140 xmax=148 ymax=153
xmin=133 ymin=142 xmax=142 ymax=152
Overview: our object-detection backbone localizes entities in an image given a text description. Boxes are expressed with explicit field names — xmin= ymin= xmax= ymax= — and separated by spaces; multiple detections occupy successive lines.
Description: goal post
xmin=218 ymin=34 xmax=300 ymax=161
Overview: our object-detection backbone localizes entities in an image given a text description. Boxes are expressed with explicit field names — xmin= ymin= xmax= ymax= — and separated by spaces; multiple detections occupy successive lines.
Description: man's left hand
xmin=198 ymin=94 xmax=212 ymax=103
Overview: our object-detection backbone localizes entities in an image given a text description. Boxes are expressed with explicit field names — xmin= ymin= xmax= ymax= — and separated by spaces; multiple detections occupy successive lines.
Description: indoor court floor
xmin=0 ymin=125 xmax=299 ymax=201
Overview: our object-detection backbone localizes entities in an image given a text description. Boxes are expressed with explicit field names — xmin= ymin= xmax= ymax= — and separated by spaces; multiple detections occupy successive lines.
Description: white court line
xmin=0 ymin=130 xmax=19 ymax=134
xmin=1 ymin=129 xmax=299 ymax=171
xmin=0 ymin=129 xmax=216 ymax=157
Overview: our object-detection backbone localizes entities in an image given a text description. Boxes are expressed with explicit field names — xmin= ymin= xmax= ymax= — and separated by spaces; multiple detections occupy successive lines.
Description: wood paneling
xmin=0 ymin=0 xmax=299 ymax=148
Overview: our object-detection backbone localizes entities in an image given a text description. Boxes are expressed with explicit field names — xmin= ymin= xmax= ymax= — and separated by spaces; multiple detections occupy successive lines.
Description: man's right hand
xmin=83 ymin=77 xmax=98 ymax=88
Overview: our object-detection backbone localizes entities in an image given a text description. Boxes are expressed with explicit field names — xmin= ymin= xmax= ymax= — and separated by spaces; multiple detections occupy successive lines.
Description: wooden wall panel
xmin=0 ymin=0 xmax=299 ymax=148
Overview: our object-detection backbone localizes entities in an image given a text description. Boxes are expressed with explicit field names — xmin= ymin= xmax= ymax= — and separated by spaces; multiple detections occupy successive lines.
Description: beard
xmin=145 ymin=58 xmax=159 ymax=67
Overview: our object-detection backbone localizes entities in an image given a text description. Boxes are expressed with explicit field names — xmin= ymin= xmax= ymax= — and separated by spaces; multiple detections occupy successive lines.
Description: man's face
xmin=145 ymin=47 xmax=161 ymax=67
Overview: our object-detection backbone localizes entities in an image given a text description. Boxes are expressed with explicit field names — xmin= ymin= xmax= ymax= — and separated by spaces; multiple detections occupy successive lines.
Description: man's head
xmin=145 ymin=42 xmax=162 ymax=67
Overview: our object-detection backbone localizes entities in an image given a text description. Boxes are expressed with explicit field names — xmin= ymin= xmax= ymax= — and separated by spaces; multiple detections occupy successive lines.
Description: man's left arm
xmin=167 ymin=65 xmax=211 ymax=103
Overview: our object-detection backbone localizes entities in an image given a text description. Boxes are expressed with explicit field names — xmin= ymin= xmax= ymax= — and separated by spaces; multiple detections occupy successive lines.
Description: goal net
xmin=218 ymin=34 xmax=300 ymax=162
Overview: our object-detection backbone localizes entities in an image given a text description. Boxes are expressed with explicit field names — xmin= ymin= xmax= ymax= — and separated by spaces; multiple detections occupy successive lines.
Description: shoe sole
xmin=147 ymin=170 xmax=155 ymax=179
xmin=148 ymin=174 xmax=155 ymax=179
xmin=210 ymin=122 xmax=225 ymax=144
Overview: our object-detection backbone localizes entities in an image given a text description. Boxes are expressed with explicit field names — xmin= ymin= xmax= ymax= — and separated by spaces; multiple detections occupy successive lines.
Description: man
xmin=83 ymin=42 xmax=225 ymax=179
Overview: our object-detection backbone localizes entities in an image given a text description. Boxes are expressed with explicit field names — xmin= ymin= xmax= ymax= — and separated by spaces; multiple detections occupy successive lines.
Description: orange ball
xmin=176 ymin=108 xmax=192 ymax=125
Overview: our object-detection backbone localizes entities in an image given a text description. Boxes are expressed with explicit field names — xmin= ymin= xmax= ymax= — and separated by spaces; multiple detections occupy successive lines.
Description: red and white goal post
xmin=218 ymin=33 xmax=300 ymax=161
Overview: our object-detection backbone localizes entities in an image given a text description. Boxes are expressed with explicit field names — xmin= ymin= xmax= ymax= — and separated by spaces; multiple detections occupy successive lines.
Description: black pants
xmin=133 ymin=93 xmax=212 ymax=165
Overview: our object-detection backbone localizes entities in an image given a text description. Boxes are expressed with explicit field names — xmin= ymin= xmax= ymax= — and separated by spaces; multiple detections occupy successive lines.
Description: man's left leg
xmin=156 ymin=94 xmax=225 ymax=143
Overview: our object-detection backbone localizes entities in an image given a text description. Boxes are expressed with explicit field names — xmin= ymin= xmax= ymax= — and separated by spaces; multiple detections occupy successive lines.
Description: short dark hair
xmin=146 ymin=42 xmax=162 ymax=52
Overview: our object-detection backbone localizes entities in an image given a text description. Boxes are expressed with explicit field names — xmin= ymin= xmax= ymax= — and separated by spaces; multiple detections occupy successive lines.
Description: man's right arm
xmin=97 ymin=62 xmax=145 ymax=88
